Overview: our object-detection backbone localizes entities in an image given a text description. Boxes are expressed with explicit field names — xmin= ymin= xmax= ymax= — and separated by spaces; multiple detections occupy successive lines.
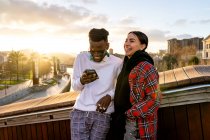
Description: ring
xmin=102 ymin=107 xmax=106 ymax=110
xmin=98 ymin=104 xmax=101 ymax=107
xmin=99 ymin=106 xmax=102 ymax=109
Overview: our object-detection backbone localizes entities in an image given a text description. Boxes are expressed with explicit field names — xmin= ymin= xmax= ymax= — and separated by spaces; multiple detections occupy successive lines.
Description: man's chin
xmin=93 ymin=59 xmax=102 ymax=62
xmin=93 ymin=57 xmax=103 ymax=62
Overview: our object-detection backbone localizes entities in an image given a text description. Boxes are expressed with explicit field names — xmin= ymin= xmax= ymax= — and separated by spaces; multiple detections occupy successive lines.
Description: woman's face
xmin=124 ymin=33 xmax=146 ymax=58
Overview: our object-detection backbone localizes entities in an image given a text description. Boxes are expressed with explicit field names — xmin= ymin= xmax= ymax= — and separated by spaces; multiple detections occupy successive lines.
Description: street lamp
xmin=4 ymin=77 xmax=7 ymax=95
xmin=1 ymin=69 xmax=7 ymax=95
xmin=32 ymin=59 xmax=39 ymax=85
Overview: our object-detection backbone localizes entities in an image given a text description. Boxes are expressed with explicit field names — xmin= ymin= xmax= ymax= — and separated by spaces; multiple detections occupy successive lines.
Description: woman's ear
xmin=140 ymin=44 xmax=146 ymax=50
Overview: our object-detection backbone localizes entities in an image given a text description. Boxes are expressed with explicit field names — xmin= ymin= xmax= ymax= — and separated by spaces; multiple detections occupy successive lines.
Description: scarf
xmin=114 ymin=50 xmax=154 ymax=113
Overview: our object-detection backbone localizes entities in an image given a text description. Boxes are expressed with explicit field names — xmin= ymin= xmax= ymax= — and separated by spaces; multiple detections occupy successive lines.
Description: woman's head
xmin=124 ymin=31 xmax=148 ymax=58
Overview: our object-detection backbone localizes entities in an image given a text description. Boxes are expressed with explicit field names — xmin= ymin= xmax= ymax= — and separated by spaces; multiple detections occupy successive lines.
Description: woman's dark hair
xmin=89 ymin=28 xmax=109 ymax=42
xmin=129 ymin=31 xmax=148 ymax=50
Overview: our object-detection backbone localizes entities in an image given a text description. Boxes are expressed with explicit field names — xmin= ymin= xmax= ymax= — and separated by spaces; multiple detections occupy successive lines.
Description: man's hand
xmin=80 ymin=70 xmax=98 ymax=85
xmin=96 ymin=95 xmax=111 ymax=113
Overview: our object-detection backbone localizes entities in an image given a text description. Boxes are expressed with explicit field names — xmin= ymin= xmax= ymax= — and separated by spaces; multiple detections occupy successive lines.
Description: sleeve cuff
xmin=107 ymin=91 xmax=114 ymax=100
xmin=72 ymin=78 xmax=84 ymax=91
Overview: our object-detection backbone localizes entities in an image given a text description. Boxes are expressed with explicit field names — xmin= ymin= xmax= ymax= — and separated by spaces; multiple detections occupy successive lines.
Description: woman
xmin=110 ymin=31 xmax=161 ymax=140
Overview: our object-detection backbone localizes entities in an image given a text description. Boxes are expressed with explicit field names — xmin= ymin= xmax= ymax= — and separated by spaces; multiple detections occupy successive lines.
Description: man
xmin=71 ymin=28 xmax=122 ymax=140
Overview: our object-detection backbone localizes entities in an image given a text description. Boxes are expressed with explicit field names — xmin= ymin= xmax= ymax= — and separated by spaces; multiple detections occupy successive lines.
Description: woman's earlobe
xmin=140 ymin=44 xmax=146 ymax=50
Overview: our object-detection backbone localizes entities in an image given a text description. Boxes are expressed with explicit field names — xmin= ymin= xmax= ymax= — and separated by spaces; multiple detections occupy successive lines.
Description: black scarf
xmin=114 ymin=50 xmax=154 ymax=113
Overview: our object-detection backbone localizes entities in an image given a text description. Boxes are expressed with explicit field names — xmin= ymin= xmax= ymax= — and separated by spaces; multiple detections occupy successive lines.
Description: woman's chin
xmin=125 ymin=52 xmax=131 ymax=56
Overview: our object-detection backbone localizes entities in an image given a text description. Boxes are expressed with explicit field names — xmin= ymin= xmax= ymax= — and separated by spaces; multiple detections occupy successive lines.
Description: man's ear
xmin=106 ymin=42 xmax=110 ymax=50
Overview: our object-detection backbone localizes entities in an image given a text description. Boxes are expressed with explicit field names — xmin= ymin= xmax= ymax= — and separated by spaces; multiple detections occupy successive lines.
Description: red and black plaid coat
xmin=125 ymin=61 xmax=161 ymax=139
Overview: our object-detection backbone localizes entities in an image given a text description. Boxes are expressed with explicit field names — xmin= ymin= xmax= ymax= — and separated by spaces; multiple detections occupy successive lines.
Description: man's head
xmin=89 ymin=28 xmax=109 ymax=62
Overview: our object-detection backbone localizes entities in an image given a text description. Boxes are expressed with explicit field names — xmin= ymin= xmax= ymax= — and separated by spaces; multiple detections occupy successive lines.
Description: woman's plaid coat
xmin=125 ymin=61 xmax=161 ymax=139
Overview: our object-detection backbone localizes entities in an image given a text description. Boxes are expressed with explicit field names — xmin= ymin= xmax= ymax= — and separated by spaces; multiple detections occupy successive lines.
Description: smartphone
xmin=85 ymin=69 xmax=99 ymax=78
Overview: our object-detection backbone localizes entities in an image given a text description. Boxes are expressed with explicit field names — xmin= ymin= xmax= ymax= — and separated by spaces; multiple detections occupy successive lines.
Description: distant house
xmin=168 ymin=37 xmax=203 ymax=57
xmin=59 ymin=64 xmax=73 ymax=74
xmin=167 ymin=37 xmax=204 ymax=66
xmin=202 ymin=35 xmax=210 ymax=59
xmin=0 ymin=55 xmax=4 ymax=64
xmin=0 ymin=52 xmax=8 ymax=64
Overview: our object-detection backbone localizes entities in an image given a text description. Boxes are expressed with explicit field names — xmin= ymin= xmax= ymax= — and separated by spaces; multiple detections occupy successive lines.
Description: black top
xmin=114 ymin=50 xmax=154 ymax=114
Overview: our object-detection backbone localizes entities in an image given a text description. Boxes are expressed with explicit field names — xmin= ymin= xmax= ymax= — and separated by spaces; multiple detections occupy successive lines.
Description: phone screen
xmin=85 ymin=69 xmax=99 ymax=78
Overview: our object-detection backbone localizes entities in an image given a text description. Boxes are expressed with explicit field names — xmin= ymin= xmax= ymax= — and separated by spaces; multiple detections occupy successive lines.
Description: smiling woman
xmin=0 ymin=35 xmax=88 ymax=54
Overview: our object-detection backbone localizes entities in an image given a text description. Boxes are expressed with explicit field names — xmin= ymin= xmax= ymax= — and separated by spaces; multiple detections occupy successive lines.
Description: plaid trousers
xmin=70 ymin=109 xmax=111 ymax=140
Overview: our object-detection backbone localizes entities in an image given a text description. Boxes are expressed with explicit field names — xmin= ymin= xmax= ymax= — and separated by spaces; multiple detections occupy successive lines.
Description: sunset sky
xmin=0 ymin=0 xmax=210 ymax=55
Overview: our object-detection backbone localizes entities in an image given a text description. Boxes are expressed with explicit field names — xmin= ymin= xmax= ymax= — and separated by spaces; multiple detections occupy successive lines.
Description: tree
xmin=57 ymin=58 xmax=60 ymax=73
xmin=188 ymin=56 xmax=200 ymax=65
xmin=39 ymin=60 xmax=52 ymax=79
xmin=53 ymin=56 xmax=57 ymax=76
xmin=162 ymin=54 xmax=178 ymax=70
xmin=7 ymin=51 xmax=24 ymax=81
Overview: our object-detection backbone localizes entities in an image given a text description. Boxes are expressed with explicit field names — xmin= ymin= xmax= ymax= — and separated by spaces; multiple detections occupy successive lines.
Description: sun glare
xmin=0 ymin=35 xmax=88 ymax=55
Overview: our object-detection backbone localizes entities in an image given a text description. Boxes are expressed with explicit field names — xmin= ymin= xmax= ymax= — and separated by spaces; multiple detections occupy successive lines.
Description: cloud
xmin=108 ymin=24 xmax=171 ymax=43
xmin=119 ymin=16 xmax=135 ymax=24
xmin=76 ymin=0 xmax=97 ymax=4
xmin=173 ymin=19 xmax=187 ymax=26
xmin=0 ymin=0 xmax=89 ymax=25
xmin=191 ymin=18 xmax=210 ymax=25
xmin=147 ymin=29 xmax=170 ymax=42
xmin=0 ymin=0 xmax=107 ymax=36
xmin=199 ymin=19 xmax=210 ymax=24
xmin=175 ymin=34 xmax=193 ymax=39
xmin=0 ymin=27 xmax=33 ymax=36
xmin=27 ymin=0 xmax=97 ymax=5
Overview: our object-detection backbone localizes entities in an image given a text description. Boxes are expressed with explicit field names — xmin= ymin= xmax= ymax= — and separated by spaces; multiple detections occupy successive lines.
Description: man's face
xmin=89 ymin=40 xmax=108 ymax=62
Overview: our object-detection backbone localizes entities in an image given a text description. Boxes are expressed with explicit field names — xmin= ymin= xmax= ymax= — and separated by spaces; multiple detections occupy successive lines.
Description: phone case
xmin=85 ymin=69 xmax=99 ymax=78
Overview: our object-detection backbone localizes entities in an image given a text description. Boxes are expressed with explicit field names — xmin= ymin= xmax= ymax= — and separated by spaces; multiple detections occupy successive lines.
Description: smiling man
xmin=70 ymin=28 xmax=122 ymax=140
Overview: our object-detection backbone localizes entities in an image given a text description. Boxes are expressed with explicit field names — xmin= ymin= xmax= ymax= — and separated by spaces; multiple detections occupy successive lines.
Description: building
xmin=59 ymin=64 xmax=71 ymax=73
xmin=0 ymin=52 xmax=8 ymax=64
xmin=167 ymin=37 xmax=204 ymax=67
xmin=202 ymin=35 xmax=210 ymax=64
xmin=168 ymin=37 xmax=203 ymax=56
xmin=202 ymin=35 xmax=210 ymax=59
xmin=109 ymin=48 xmax=113 ymax=55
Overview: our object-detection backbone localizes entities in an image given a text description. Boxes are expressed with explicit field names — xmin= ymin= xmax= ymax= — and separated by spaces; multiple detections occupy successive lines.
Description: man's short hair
xmin=89 ymin=28 xmax=109 ymax=42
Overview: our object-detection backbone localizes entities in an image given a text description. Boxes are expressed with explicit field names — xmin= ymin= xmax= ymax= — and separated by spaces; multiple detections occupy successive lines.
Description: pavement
xmin=0 ymin=80 xmax=32 ymax=99
xmin=16 ymin=76 xmax=70 ymax=102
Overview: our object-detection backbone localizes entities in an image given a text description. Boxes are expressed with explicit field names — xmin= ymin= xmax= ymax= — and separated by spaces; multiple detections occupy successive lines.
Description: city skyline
xmin=0 ymin=0 xmax=210 ymax=55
